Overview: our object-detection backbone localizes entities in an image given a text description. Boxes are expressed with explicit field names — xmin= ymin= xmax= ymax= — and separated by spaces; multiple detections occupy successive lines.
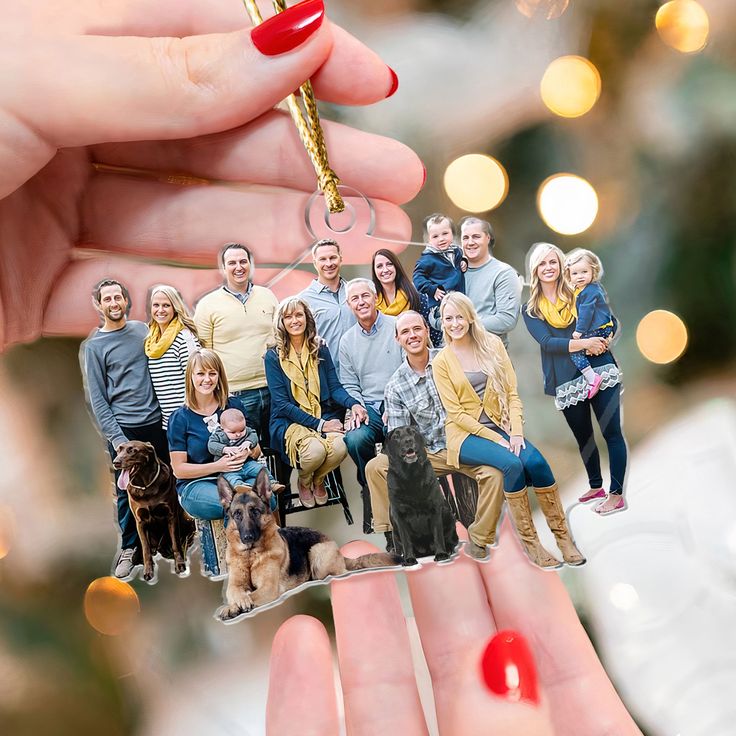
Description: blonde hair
xmin=147 ymin=284 xmax=199 ymax=338
xmin=564 ymin=248 xmax=604 ymax=282
xmin=439 ymin=292 xmax=511 ymax=431
xmin=525 ymin=242 xmax=575 ymax=320
xmin=274 ymin=298 xmax=321 ymax=362
xmin=184 ymin=349 xmax=229 ymax=411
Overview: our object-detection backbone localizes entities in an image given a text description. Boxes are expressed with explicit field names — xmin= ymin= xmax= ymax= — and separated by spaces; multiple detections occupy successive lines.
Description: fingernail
xmin=252 ymin=0 xmax=325 ymax=56
xmin=480 ymin=630 xmax=540 ymax=705
xmin=386 ymin=66 xmax=399 ymax=98
xmin=421 ymin=163 xmax=427 ymax=189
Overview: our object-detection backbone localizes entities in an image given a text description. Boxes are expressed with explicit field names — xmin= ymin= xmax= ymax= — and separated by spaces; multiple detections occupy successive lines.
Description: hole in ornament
xmin=304 ymin=185 xmax=376 ymax=241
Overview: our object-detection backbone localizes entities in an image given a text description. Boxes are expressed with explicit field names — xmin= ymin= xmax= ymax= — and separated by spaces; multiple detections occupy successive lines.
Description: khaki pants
xmin=365 ymin=451 xmax=505 ymax=546
xmin=296 ymin=432 xmax=347 ymax=486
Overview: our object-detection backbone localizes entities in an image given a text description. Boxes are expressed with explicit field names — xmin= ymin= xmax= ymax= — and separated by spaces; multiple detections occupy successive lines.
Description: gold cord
xmin=243 ymin=0 xmax=344 ymax=213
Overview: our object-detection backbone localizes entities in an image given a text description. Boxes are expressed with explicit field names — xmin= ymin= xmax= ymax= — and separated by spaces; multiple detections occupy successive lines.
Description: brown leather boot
xmin=504 ymin=490 xmax=561 ymax=569
xmin=534 ymin=484 xmax=586 ymax=566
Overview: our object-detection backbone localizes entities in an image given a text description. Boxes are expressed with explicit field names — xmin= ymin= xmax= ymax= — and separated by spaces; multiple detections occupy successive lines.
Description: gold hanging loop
xmin=242 ymin=0 xmax=344 ymax=213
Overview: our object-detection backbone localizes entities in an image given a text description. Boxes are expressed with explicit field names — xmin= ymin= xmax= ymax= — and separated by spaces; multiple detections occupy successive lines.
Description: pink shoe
xmin=587 ymin=373 xmax=603 ymax=399
xmin=594 ymin=494 xmax=626 ymax=515
xmin=578 ymin=487 xmax=606 ymax=503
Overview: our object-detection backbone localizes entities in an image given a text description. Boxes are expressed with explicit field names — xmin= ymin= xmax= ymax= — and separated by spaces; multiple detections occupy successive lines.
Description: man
xmin=338 ymin=278 xmax=403 ymax=532
xmin=365 ymin=311 xmax=505 ymax=559
xmin=460 ymin=217 xmax=522 ymax=347
xmin=298 ymin=238 xmax=356 ymax=371
xmin=81 ymin=279 xmax=169 ymax=579
xmin=194 ymin=243 xmax=278 ymax=442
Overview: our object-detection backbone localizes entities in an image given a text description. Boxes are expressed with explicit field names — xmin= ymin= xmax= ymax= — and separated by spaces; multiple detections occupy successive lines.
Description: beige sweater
xmin=194 ymin=286 xmax=278 ymax=391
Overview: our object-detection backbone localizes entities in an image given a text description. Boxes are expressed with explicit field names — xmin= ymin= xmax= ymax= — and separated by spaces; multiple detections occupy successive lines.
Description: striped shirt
xmin=148 ymin=329 xmax=200 ymax=428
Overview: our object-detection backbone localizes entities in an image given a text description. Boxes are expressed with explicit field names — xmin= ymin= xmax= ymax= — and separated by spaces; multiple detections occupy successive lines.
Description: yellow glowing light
xmin=541 ymin=56 xmax=602 ymax=118
xmin=636 ymin=310 xmax=688 ymax=364
xmin=84 ymin=577 xmax=140 ymax=636
xmin=514 ymin=0 xmax=569 ymax=20
xmin=0 ymin=504 xmax=15 ymax=560
xmin=537 ymin=174 xmax=598 ymax=235
xmin=655 ymin=0 xmax=709 ymax=54
xmin=443 ymin=154 xmax=509 ymax=213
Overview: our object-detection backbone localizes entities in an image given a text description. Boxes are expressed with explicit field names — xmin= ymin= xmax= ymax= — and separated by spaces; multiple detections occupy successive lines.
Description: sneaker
xmin=587 ymin=373 xmax=603 ymax=399
xmin=594 ymin=494 xmax=626 ymax=515
xmin=114 ymin=547 xmax=137 ymax=579
xmin=313 ymin=481 xmax=328 ymax=506
xmin=298 ymin=482 xmax=315 ymax=509
xmin=578 ymin=487 xmax=606 ymax=503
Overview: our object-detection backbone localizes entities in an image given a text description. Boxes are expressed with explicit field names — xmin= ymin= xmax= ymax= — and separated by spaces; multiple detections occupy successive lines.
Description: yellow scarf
xmin=144 ymin=317 xmax=184 ymax=359
xmin=538 ymin=296 xmax=577 ymax=329
xmin=376 ymin=288 xmax=410 ymax=316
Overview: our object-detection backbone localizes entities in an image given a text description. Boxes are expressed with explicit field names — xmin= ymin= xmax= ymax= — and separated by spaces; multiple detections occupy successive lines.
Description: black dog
xmin=385 ymin=426 xmax=458 ymax=565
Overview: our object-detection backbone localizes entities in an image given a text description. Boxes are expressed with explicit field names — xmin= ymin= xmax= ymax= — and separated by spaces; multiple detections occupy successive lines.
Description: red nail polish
xmin=421 ymin=163 xmax=427 ymax=189
xmin=480 ymin=630 xmax=540 ymax=705
xmin=386 ymin=66 xmax=399 ymax=98
xmin=252 ymin=0 xmax=325 ymax=57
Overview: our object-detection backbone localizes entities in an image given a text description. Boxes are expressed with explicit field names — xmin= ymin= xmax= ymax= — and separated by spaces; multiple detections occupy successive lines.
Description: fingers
xmin=405 ymin=537 xmax=497 ymax=734
xmin=266 ymin=615 xmax=340 ymax=736
xmin=478 ymin=521 xmax=641 ymax=736
xmin=92 ymin=111 xmax=424 ymax=206
xmin=79 ymin=175 xmax=412 ymax=265
xmin=42 ymin=257 xmax=312 ymax=338
xmin=331 ymin=541 xmax=428 ymax=736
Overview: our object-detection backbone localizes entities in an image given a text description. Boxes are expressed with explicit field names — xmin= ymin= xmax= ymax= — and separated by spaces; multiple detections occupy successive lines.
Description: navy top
xmin=522 ymin=306 xmax=618 ymax=397
xmin=264 ymin=345 xmax=359 ymax=466
xmin=575 ymin=282 xmax=612 ymax=334
xmin=413 ymin=247 xmax=465 ymax=308
xmin=167 ymin=396 xmax=246 ymax=492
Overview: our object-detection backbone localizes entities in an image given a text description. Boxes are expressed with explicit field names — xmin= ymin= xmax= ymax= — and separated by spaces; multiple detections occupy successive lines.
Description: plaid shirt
xmin=384 ymin=349 xmax=447 ymax=454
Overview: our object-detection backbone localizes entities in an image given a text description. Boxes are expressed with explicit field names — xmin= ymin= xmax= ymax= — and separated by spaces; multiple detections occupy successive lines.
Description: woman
xmin=432 ymin=292 xmax=584 ymax=568
xmin=371 ymin=248 xmax=443 ymax=346
xmin=145 ymin=285 xmax=200 ymax=428
xmin=522 ymin=242 xmax=627 ymax=515
xmin=168 ymin=349 xmax=253 ymax=521
xmin=265 ymin=298 xmax=368 ymax=508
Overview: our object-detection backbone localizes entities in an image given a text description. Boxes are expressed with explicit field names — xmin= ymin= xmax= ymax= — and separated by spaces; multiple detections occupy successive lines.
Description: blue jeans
xmin=179 ymin=478 xmax=225 ymax=521
xmin=222 ymin=461 xmax=278 ymax=511
xmin=459 ymin=432 xmax=555 ymax=493
xmin=343 ymin=404 xmax=385 ymax=487
xmin=232 ymin=387 xmax=271 ymax=446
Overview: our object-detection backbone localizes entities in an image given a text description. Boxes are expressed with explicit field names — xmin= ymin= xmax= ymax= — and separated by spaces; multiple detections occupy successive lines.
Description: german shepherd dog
xmin=216 ymin=470 xmax=400 ymax=620
xmin=385 ymin=426 xmax=459 ymax=566
xmin=113 ymin=440 xmax=195 ymax=581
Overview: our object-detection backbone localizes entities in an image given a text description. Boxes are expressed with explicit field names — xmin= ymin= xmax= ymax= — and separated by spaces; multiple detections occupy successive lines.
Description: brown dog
xmin=113 ymin=440 xmax=195 ymax=581
xmin=216 ymin=469 xmax=400 ymax=620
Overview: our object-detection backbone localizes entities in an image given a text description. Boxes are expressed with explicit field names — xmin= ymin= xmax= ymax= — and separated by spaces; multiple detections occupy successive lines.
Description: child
xmin=208 ymin=408 xmax=284 ymax=509
xmin=413 ymin=213 xmax=467 ymax=310
xmin=565 ymin=249 xmax=615 ymax=399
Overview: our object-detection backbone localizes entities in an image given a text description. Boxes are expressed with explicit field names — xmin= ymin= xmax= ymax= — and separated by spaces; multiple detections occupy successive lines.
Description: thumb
xmin=449 ymin=630 xmax=555 ymax=736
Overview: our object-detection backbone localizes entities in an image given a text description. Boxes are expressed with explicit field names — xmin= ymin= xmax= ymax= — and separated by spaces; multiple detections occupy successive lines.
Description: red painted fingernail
xmin=480 ymin=630 xmax=540 ymax=705
xmin=386 ymin=66 xmax=399 ymax=98
xmin=252 ymin=0 xmax=325 ymax=56
xmin=421 ymin=163 xmax=427 ymax=189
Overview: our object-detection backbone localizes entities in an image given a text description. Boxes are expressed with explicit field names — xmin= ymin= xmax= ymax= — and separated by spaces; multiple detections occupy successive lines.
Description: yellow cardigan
xmin=432 ymin=341 xmax=524 ymax=468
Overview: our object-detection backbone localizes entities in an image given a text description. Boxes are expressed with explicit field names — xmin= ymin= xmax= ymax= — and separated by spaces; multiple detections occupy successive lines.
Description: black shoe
xmin=384 ymin=531 xmax=395 ymax=554
xmin=361 ymin=485 xmax=373 ymax=535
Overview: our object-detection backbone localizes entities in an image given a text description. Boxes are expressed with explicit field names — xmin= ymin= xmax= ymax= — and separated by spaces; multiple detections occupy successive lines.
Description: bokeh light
xmin=541 ymin=56 xmax=602 ymax=118
xmin=537 ymin=174 xmax=599 ymax=235
xmin=0 ymin=504 xmax=15 ymax=559
xmin=609 ymin=583 xmax=640 ymax=612
xmin=84 ymin=577 xmax=140 ymax=636
xmin=655 ymin=0 xmax=709 ymax=54
xmin=636 ymin=310 xmax=688 ymax=364
xmin=443 ymin=154 xmax=509 ymax=213
xmin=514 ymin=0 xmax=569 ymax=20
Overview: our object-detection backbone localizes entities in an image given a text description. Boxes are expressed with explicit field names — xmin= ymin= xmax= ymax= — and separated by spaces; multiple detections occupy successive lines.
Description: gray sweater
xmin=337 ymin=313 xmax=403 ymax=410
xmin=81 ymin=321 xmax=160 ymax=449
xmin=464 ymin=257 xmax=522 ymax=347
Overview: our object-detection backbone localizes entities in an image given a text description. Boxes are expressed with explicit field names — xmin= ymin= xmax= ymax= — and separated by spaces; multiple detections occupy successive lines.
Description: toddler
xmin=208 ymin=408 xmax=284 ymax=509
xmin=566 ymin=249 xmax=615 ymax=399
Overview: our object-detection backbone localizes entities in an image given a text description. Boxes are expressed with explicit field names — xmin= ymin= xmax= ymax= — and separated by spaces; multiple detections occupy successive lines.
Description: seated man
xmin=338 ymin=278 xmax=403 ymax=533
xmin=366 ymin=311 xmax=504 ymax=559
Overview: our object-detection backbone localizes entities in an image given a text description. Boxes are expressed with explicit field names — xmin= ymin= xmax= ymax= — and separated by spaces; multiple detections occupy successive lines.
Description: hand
xmin=0 ymin=0 xmax=422 ymax=351
xmin=434 ymin=287 xmax=447 ymax=303
xmin=221 ymin=446 xmax=240 ymax=456
xmin=322 ymin=418 xmax=345 ymax=434
xmin=265 ymin=525 xmax=641 ymax=735
xmin=572 ymin=331 xmax=582 ymax=339
xmin=351 ymin=404 xmax=369 ymax=428
xmin=497 ymin=437 xmax=512 ymax=450
xmin=509 ymin=434 xmax=526 ymax=457
xmin=216 ymin=454 xmax=245 ymax=472
xmin=584 ymin=337 xmax=608 ymax=356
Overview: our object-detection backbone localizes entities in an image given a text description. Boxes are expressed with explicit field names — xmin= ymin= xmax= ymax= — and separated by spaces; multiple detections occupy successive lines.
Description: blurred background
xmin=1 ymin=0 xmax=735 ymax=733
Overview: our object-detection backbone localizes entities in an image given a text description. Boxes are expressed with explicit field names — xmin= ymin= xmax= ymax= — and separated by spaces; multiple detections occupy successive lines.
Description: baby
xmin=413 ymin=213 xmax=467 ymax=310
xmin=565 ymin=249 xmax=615 ymax=399
xmin=208 ymin=408 xmax=284 ymax=509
